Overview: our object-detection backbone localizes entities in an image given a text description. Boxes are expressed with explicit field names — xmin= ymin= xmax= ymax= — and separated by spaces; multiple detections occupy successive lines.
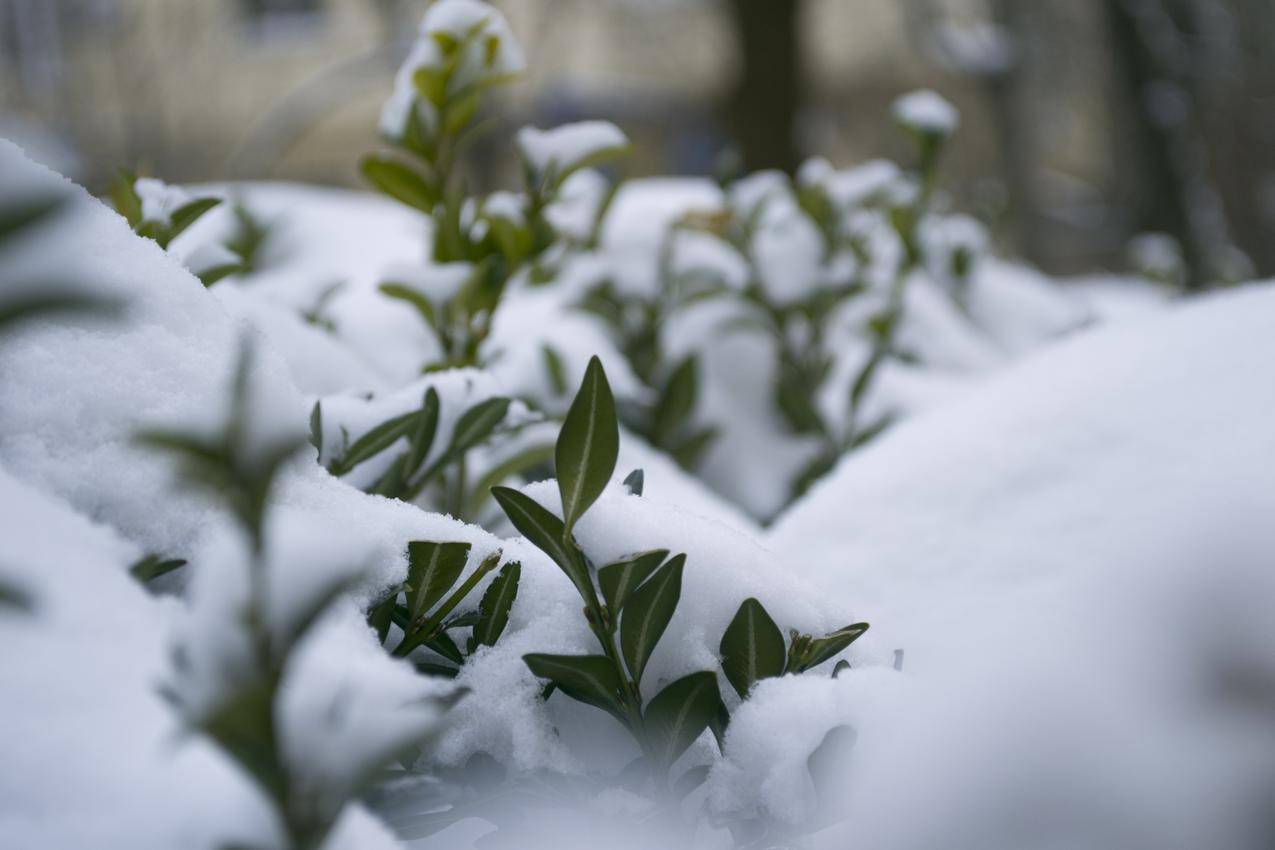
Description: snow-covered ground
xmin=2 ymin=88 xmax=1272 ymax=850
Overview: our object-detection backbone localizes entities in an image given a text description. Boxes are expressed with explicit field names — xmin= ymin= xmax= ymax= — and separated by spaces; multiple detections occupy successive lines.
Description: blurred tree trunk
xmin=723 ymin=0 xmax=805 ymax=173
xmin=1103 ymin=0 xmax=1203 ymax=286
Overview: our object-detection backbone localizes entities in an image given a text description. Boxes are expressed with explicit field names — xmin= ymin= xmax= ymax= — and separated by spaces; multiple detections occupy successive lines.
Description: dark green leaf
xmin=541 ymin=344 xmax=568 ymax=396
xmin=106 ymin=171 xmax=141 ymax=227
xmin=427 ymin=631 xmax=464 ymax=665
xmin=774 ymin=377 xmax=826 ymax=436
xmin=0 ymin=291 xmax=116 ymax=332
xmin=129 ymin=554 xmax=188 ymax=583
xmin=473 ymin=561 xmax=520 ymax=647
xmin=414 ymin=661 xmax=460 ymax=679
xmin=709 ymin=694 xmax=730 ymax=752
xmin=670 ymin=427 xmax=718 ymax=471
xmin=652 ymin=355 xmax=698 ymax=445
xmin=446 ymin=397 xmax=509 ymax=456
xmin=360 ymin=156 xmax=436 ymax=213
xmin=308 ymin=401 xmax=323 ymax=456
xmin=622 ymin=468 xmax=644 ymax=496
xmin=196 ymin=262 xmax=242 ymax=288
xmin=490 ymin=486 xmax=592 ymax=601
xmin=597 ymin=549 xmax=666 ymax=616
xmin=796 ymin=623 xmax=870 ymax=673
xmin=331 ymin=410 xmax=418 ymax=476
xmin=556 ymin=355 xmax=619 ymax=536
xmin=168 ymin=197 xmax=222 ymax=243
xmin=367 ymin=591 xmax=398 ymax=644
xmin=405 ymin=541 xmax=470 ymax=620
xmin=406 ymin=387 xmax=441 ymax=473
xmin=463 ymin=443 xmax=555 ymax=518
xmin=620 ymin=554 xmax=684 ymax=686
xmin=719 ymin=597 xmax=786 ymax=698
xmin=523 ymin=653 xmax=626 ymax=721
xmin=379 ymin=282 xmax=438 ymax=329
xmin=643 ymin=670 xmax=720 ymax=766
xmin=199 ymin=683 xmax=284 ymax=802
xmin=832 ymin=659 xmax=850 ymax=678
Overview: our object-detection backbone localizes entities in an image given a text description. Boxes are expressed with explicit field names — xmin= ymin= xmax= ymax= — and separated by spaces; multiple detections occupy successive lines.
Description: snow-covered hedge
xmin=2 ymin=2 xmax=1272 ymax=849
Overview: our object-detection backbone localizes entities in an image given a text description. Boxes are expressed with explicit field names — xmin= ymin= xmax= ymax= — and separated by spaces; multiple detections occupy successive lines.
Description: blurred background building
xmin=2 ymin=0 xmax=1273 ymax=282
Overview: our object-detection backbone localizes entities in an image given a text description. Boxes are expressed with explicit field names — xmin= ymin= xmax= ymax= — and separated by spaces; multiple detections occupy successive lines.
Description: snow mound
xmin=771 ymin=283 xmax=1275 ymax=661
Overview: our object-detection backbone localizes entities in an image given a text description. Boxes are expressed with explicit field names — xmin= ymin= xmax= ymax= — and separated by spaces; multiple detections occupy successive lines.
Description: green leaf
xmin=556 ymin=355 xmax=619 ymax=536
xmin=670 ymin=426 xmax=718 ymax=472
xmin=719 ymin=597 xmax=786 ymax=698
xmin=446 ymin=397 xmax=509 ymax=456
xmin=405 ymin=541 xmax=470 ymax=621
xmin=831 ymin=660 xmax=851 ymax=678
xmin=427 ymin=631 xmax=464 ymax=665
xmin=168 ymin=197 xmax=222 ymax=243
xmin=196 ymin=261 xmax=241 ymax=288
xmin=473 ymin=561 xmax=520 ymax=647
xmin=775 ymin=376 xmax=826 ymax=436
xmin=106 ymin=171 xmax=141 ymax=227
xmin=620 ymin=554 xmax=684 ymax=686
xmin=198 ymin=682 xmax=284 ymax=801
xmin=795 ymin=623 xmax=870 ymax=673
xmin=709 ymin=695 xmax=730 ymax=752
xmin=308 ymin=401 xmax=323 ymax=456
xmin=442 ymin=90 xmax=480 ymax=135
xmin=360 ymin=156 xmax=436 ymax=213
xmin=490 ymin=486 xmax=592 ymax=600
xmin=371 ymin=452 xmax=410 ymax=497
xmin=597 ymin=549 xmax=667 ymax=616
xmin=541 ymin=344 xmax=568 ymax=396
xmin=652 ymin=355 xmax=698 ymax=445
xmin=406 ymin=387 xmax=441 ymax=474
xmin=128 ymin=554 xmax=188 ymax=583
xmin=463 ymin=442 xmax=554 ymax=518
xmin=379 ymin=282 xmax=438 ymax=329
xmin=330 ymin=410 xmax=418 ymax=476
xmin=414 ymin=661 xmax=460 ymax=679
xmin=622 ymin=468 xmax=644 ymax=496
xmin=523 ymin=653 xmax=626 ymax=722
xmin=643 ymin=671 xmax=721 ymax=766
xmin=367 ymin=591 xmax=398 ymax=644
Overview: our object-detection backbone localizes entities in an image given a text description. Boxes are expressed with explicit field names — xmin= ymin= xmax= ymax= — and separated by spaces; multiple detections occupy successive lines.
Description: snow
xmin=892 ymin=89 xmax=960 ymax=136
xmin=770 ymin=283 xmax=1275 ymax=662
xmin=516 ymin=121 xmax=629 ymax=179
xmin=135 ymin=176 xmax=197 ymax=226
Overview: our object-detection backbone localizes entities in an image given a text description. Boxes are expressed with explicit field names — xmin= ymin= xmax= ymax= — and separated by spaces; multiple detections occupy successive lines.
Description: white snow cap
xmin=379 ymin=0 xmax=524 ymax=140
xmin=892 ymin=89 xmax=960 ymax=136
xmin=134 ymin=177 xmax=194 ymax=227
xmin=516 ymin=121 xmax=629 ymax=179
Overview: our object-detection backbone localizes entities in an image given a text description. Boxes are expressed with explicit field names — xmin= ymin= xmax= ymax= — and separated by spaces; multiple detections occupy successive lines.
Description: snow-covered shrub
xmin=361 ymin=0 xmax=626 ymax=373
xmin=141 ymin=340 xmax=454 ymax=849
xmin=396 ymin=354 xmax=873 ymax=838
xmin=110 ymin=172 xmax=243 ymax=286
